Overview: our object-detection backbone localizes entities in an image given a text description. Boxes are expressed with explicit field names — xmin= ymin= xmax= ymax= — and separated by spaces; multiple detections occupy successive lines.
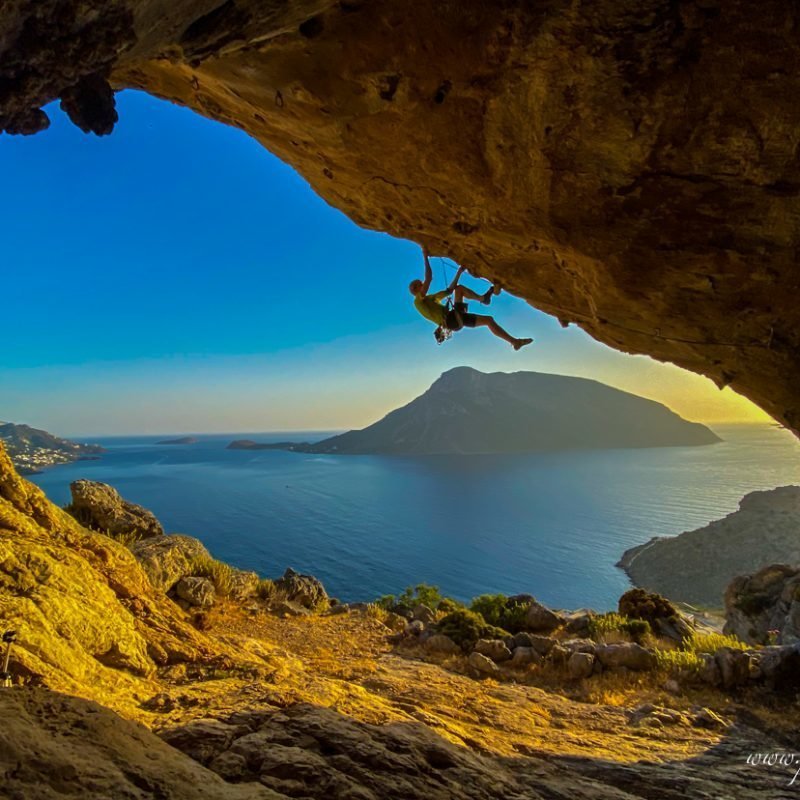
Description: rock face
xmin=67 ymin=479 xmax=164 ymax=540
xmin=524 ymin=598 xmax=564 ymax=633
xmin=620 ymin=487 xmax=800 ymax=608
xmin=132 ymin=533 xmax=212 ymax=592
xmin=0 ymin=443 xmax=234 ymax=700
xmin=474 ymin=638 xmax=512 ymax=663
xmin=274 ymin=567 xmax=328 ymax=610
xmin=0 ymin=689 xmax=277 ymax=800
xmin=4 ymin=1 xmax=800 ymax=431
xmin=724 ymin=563 xmax=800 ymax=645
xmin=595 ymin=643 xmax=657 ymax=672
xmin=176 ymin=576 xmax=216 ymax=608
xmin=293 ymin=368 xmax=719 ymax=455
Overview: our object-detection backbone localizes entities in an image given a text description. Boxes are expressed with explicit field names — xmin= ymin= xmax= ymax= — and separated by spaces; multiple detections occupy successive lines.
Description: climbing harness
xmin=1 ymin=630 xmax=16 ymax=687
xmin=434 ymin=258 xmax=466 ymax=345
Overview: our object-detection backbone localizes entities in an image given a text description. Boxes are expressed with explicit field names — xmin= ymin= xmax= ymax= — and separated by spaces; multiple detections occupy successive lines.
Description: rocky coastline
xmin=618 ymin=486 xmax=800 ymax=609
xmin=0 ymin=421 xmax=105 ymax=474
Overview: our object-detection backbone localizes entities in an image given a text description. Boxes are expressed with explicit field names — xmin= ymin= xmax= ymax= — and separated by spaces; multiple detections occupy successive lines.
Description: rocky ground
xmin=2 ymin=604 xmax=799 ymax=799
xmin=1 ymin=442 xmax=799 ymax=798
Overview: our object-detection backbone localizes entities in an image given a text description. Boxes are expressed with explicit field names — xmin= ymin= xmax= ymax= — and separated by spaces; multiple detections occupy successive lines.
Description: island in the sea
xmin=226 ymin=439 xmax=311 ymax=451
xmin=157 ymin=436 xmax=200 ymax=445
xmin=0 ymin=421 xmax=105 ymax=474
xmin=227 ymin=367 xmax=721 ymax=456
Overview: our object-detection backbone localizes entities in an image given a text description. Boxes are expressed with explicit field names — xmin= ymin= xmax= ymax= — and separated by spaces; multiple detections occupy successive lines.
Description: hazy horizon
xmin=1 ymin=91 xmax=771 ymax=435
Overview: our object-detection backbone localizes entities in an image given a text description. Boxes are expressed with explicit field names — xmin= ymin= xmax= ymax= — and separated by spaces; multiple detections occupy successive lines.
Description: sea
xmin=28 ymin=423 xmax=800 ymax=611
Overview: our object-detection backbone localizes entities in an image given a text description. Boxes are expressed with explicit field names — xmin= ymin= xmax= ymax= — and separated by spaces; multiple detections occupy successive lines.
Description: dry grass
xmin=187 ymin=554 xmax=234 ymax=596
xmin=256 ymin=578 xmax=275 ymax=600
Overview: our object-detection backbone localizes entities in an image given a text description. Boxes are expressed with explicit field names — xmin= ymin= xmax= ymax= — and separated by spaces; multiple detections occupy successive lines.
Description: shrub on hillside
xmin=469 ymin=594 xmax=530 ymax=633
xmin=436 ymin=608 xmax=509 ymax=650
xmin=618 ymin=588 xmax=679 ymax=627
xmin=377 ymin=583 xmax=446 ymax=611
xmin=436 ymin=597 xmax=464 ymax=614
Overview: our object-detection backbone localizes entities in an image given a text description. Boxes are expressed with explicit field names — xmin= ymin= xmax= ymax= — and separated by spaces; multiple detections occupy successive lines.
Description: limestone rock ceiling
xmin=3 ymin=1 xmax=800 ymax=433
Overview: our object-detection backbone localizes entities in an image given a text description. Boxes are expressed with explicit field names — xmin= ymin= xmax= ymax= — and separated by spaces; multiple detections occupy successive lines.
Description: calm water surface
xmin=30 ymin=424 xmax=800 ymax=610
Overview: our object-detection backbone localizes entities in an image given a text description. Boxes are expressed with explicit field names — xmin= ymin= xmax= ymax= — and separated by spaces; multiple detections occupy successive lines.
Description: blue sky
xmin=0 ymin=91 xmax=766 ymax=435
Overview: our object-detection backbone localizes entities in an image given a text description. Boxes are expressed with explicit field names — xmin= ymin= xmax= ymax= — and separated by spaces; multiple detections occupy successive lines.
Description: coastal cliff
xmin=619 ymin=486 xmax=800 ymax=608
xmin=0 ymin=421 xmax=104 ymax=474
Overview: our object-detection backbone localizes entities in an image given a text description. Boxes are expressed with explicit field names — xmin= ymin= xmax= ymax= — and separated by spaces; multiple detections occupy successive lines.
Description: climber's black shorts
xmin=445 ymin=306 xmax=478 ymax=331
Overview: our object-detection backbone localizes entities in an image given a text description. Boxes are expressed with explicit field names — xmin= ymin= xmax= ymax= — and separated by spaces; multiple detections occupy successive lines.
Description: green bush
xmin=436 ymin=608 xmax=510 ymax=650
xmin=436 ymin=597 xmax=464 ymax=614
xmin=376 ymin=594 xmax=397 ymax=610
xmin=625 ymin=619 xmax=650 ymax=644
xmin=399 ymin=584 xmax=444 ymax=609
xmin=376 ymin=584 xmax=445 ymax=611
xmin=618 ymin=588 xmax=679 ymax=625
xmin=469 ymin=594 xmax=530 ymax=633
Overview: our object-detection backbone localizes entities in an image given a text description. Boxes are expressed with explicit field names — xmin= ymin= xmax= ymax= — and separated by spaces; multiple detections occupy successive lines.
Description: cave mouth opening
xmin=2 ymin=86 xmax=774 ymax=436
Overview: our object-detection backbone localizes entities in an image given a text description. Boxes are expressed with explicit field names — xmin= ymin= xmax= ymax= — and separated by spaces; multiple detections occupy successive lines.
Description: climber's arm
xmin=444 ymin=265 xmax=467 ymax=294
xmin=420 ymin=248 xmax=433 ymax=294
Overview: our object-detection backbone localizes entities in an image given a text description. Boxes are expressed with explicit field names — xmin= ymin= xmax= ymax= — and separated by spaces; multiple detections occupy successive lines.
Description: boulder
xmin=383 ymin=612 xmax=409 ymax=633
xmin=176 ymin=577 xmax=216 ymax=609
xmin=468 ymin=651 xmax=500 ymax=676
xmin=568 ymin=651 xmax=594 ymax=679
xmin=227 ymin=570 xmax=259 ymax=601
xmin=67 ymin=479 xmax=163 ymax=540
xmin=560 ymin=638 xmax=596 ymax=654
xmin=652 ymin=615 xmax=694 ymax=644
xmin=714 ymin=647 xmax=756 ymax=690
xmin=595 ymin=643 xmax=657 ymax=672
xmin=509 ymin=647 xmax=541 ymax=667
xmin=690 ymin=707 xmax=729 ymax=730
xmin=629 ymin=704 xmax=687 ymax=727
xmin=425 ymin=634 xmax=461 ymax=655
xmin=270 ymin=600 xmax=310 ymax=617
xmin=474 ymin=639 xmax=512 ymax=663
xmin=524 ymin=600 xmax=563 ymax=633
xmin=698 ymin=654 xmax=722 ymax=687
xmin=511 ymin=632 xmax=535 ymax=649
xmin=131 ymin=534 xmax=211 ymax=592
xmin=408 ymin=620 xmax=426 ymax=635
xmin=723 ymin=564 xmax=800 ymax=645
xmin=563 ymin=610 xmax=595 ymax=638
xmin=527 ymin=635 xmax=558 ymax=656
xmin=412 ymin=604 xmax=436 ymax=624
xmin=161 ymin=718 xmax=240 ymax=766
xmin=753 ymin=644 xmax=800 ymax=691
xmin=548 ymin=644 xmax=570 ymax=666
xmin=273 ymin=567 xmax=328 ymax=610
